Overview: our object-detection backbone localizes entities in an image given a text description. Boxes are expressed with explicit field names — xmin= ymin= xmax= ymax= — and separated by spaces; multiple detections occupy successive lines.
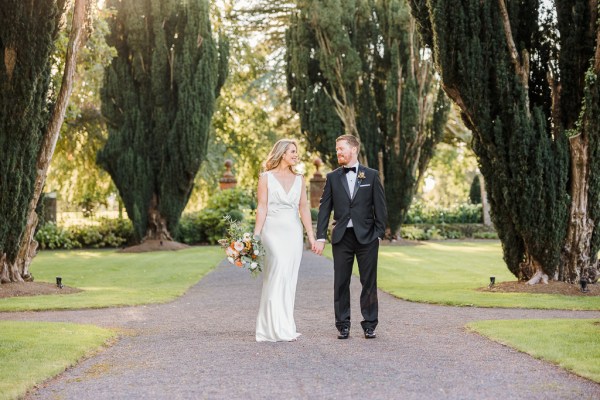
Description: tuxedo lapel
xmin=339 ymin=169 xmax=352 ymax=199
xmin=351 ymin=166 xmax=364 ymax=200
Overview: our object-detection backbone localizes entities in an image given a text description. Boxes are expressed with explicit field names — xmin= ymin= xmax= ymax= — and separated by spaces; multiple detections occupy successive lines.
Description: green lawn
xmin=0 ymin=246 xmax=224 ymax=311
xmin=325 ymin=241 xmax=600 ymax=310
xmin=0 ymin=321 xmax=116 ymax=400
xmin=467 ymin=319 xmax=600 ymax=383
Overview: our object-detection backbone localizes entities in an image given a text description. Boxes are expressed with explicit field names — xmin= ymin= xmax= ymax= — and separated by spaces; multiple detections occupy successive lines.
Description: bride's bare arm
xmin=299 ymin=176 xmax=315 ymax=246
xmin=254 ymin=173 xmax=268 ymax=236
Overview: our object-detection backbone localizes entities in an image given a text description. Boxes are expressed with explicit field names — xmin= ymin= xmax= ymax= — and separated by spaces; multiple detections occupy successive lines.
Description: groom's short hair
xmin=336 ymin=134 xmax=361 ymax=151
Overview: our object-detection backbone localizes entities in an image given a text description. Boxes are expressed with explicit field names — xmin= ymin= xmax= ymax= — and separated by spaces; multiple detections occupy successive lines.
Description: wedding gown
xmin=256 ymin=172 xmax=303 ymax=342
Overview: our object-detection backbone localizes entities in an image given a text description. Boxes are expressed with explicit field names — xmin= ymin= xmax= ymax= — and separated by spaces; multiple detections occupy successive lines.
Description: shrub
xmin=35 ymin=218 xmax=134 ymax=250
xmin=400 ymin=223 xmax=496 ymax=241
xmin=473 ymin=231 xmax=499 ymax=239
xmin=176 ymin=188 xmax=255 ymax=245
xmin=310 ymin=208 xmax=319 ymax=222
xmin=405 ymin=202 xmax=482 ymax=224
xmin=400 ymin=226 xmax=429 ymax=241
xmin=70 ymin=218 xmax=134 ymax=248
xmin=35 ymin=223 xmax=79 ymax=250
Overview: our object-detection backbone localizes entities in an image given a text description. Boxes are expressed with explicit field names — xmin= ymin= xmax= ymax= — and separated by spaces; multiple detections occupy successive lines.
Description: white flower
xmin=250 ymin=262 xmax=258 ymax=270
xmin=227 ymin=257 xmax=234 ymax=264
xmin=234 ymin=241 xmax=245 ymax=252
xmin=254 ymin=249 xmax=260 ymax=255
xmin=243 ymin=233 xmax=252 ymax=241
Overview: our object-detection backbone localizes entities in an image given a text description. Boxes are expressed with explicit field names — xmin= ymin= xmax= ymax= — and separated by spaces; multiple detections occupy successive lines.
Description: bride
xmin=253 ymin=139 xmax=315 ymax=342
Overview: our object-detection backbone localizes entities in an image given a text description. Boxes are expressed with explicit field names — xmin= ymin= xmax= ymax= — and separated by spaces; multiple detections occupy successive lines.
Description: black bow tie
xmin=342 ymin=166 xmax=356 ymax=174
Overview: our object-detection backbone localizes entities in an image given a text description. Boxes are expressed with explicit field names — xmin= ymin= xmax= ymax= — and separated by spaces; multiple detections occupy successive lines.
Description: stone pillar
xmin=310 ymin=158 xmax=326 ymax=208
xmin=219 ymin=159 xmax=237 ymax=190
xmin=42 ymin=192 xmax=57 ymax=223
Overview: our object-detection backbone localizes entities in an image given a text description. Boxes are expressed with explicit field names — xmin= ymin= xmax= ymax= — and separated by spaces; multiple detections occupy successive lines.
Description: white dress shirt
xmin=345 ymin=162 xmax=359 ymax=228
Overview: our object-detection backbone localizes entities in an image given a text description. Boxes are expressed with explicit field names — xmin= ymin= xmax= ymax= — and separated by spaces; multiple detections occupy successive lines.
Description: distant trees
xmin=46 ymin=7 xmax=117 ymax=214
xmin=202 ymin=0 xmax=299 ymax=198
xmin=98 ymin=0 xmax=228 ymax=243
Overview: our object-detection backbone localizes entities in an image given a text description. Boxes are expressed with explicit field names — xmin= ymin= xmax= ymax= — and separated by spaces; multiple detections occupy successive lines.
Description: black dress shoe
xmin=338 ymin=327 xmax=350 ymax=339
xmin=364 ymin=328 xmax=376 ymax=339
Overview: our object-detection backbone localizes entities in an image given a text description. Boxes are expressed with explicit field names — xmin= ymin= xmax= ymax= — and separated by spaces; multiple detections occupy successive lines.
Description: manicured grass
xmin=324 ymin=241 xmax=600 ymax=310
xmin=0 ymin=246 xmax=224 ymax=311
xmin=467 ymin=319 xmax=600 ymax=383
xmin=0 ymin=321 xmax=116 ymax=400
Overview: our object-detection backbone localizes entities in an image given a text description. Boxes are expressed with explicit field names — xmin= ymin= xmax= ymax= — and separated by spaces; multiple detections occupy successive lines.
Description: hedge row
xmin=36 ymin=218 xmax=134 ymax=249
xmin=34 ymin=192 xmax=493 ymax=249
xmin=405 ymin=202 xmax=482 ymax=224
xmin=400 ymin=224 xmax=497 ymax=241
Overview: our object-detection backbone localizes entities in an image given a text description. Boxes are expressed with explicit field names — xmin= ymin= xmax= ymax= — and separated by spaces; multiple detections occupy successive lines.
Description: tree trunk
xmin=478 ymin=174 xmax=491 ymax=226
xmin=520 ymin=249 xmax=548 ymax=284
xmin=144 ymin=194 xmax=173 ymax=242
xmin=560 ymin=135 xmax=595 ymax=283
xmin=1 ymin=0 xmax=91 ymax=283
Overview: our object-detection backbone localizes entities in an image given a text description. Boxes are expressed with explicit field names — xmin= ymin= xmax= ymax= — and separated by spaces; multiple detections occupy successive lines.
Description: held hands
xmin=312 ymin=240 xmax=325 ymax=256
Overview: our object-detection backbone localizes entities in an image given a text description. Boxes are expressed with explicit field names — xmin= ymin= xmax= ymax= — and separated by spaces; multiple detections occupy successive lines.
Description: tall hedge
xmin=409 ymin=0 xmax=600 ymax=283
xmin=0 ymin=0 xmax=68 ymax=280
xmin=98 ymin=0 xmax=228 ymax=242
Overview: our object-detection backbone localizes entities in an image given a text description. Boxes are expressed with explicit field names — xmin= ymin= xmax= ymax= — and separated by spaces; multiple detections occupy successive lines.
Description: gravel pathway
xmin=2 ymin=250 xmax=600 ymax=400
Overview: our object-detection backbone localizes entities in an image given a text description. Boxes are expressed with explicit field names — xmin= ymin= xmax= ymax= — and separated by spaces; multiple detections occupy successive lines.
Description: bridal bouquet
xmin=218 ymin=215 xmax=263 ymax=278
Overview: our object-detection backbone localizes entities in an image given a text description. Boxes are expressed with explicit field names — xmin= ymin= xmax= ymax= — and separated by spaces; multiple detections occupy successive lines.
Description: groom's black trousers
xmin=332 ymin=227 xmax=379 ymax=332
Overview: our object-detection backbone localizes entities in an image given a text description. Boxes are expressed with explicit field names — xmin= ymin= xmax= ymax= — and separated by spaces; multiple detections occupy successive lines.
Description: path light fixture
xmin=56 ymin=276 xmax=63 ymax=289
xmin=580 ymin=279 xmax=589 ymax=293
xmin=488 ymin=276 xmax=495 ymax=289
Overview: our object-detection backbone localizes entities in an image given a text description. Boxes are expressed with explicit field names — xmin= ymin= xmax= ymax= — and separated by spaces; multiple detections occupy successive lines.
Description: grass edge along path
xmin=0 ymin=246 xmax=224 ymax=312
xmin=467 ymin=319 xmax=600 ymax=384
xmin=0 ymin=321 xmax=117 ymax=400
xmin=325 ymin=241 xmax=600 ymax=310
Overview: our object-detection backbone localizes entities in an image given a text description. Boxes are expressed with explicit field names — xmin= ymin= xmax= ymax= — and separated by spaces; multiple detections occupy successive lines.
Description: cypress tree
xmin=0 ymin=0 xmax=87 ymax=282
xmin=408 ymin=0 xmax=600 ymax=283
xmin=98 ymin=0 xmax=228 ymax=243
xmin=469 ymin=175 xmax=481 ymax=205
xmin=286 ymin=0 xmax=449 ymax=235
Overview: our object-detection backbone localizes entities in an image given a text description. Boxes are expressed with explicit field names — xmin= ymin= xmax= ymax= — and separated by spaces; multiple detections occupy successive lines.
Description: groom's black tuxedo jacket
xmin=317 ymin=165 xmax=387 ymax=245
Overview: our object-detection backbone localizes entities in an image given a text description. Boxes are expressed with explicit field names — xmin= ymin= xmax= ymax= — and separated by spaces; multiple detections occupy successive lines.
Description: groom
xmin=312 ymin=135 xmax=388 ymax=339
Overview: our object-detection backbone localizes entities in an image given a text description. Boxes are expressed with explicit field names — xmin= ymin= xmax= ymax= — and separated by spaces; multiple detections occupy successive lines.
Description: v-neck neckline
xmin=270 ymin=172 xmax=298 ymax=195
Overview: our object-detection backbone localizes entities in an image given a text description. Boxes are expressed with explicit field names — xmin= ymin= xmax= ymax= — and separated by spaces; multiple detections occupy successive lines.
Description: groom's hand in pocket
xmin=312 ymin=241 xmax=325 ymax=255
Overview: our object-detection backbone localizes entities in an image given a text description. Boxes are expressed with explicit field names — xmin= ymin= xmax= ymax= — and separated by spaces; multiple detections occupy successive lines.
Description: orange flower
xmin=235 ymin=260 xmax=243 ymax=267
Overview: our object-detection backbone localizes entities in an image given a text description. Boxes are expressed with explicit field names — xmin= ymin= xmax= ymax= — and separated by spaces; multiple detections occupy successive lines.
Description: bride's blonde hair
xmin=265 ymin=139 xmax=298 ymax=173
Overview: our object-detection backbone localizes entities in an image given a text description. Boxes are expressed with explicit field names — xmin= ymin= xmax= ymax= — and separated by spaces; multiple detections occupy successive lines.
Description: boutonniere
xmin=357 ymin=171 xmax=366 ymax=180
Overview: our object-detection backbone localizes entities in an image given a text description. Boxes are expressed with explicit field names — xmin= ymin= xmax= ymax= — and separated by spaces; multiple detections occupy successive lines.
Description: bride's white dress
xmin=256 ymin=172 xmax=303 ymax=342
